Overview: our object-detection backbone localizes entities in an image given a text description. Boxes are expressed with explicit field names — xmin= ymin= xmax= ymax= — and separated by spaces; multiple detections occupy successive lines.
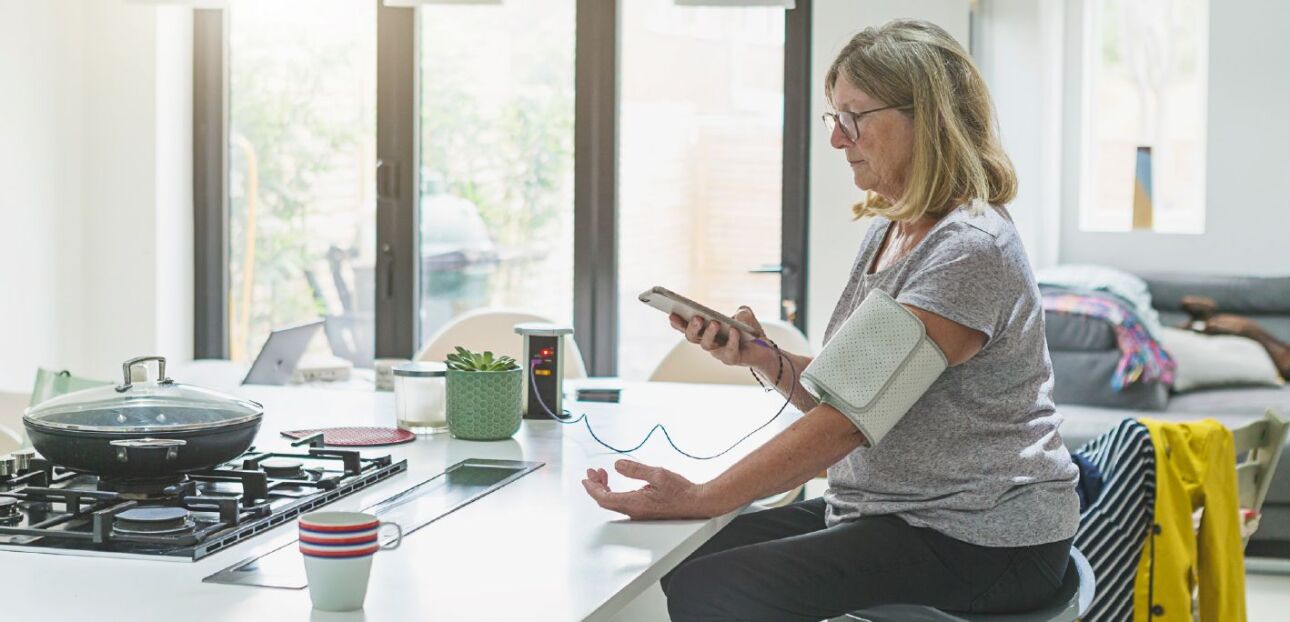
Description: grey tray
xmin=203 ymin=458 xmax=544 ymax=589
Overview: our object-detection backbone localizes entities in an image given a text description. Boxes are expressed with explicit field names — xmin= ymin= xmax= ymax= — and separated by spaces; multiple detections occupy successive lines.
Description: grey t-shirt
xmin=822 ymin=204 xmax=1079 ymax=547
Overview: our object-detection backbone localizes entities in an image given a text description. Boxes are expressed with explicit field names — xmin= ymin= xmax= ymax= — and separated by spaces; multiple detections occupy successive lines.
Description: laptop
xmin=242 ymin=321 xmax=324 ymax=386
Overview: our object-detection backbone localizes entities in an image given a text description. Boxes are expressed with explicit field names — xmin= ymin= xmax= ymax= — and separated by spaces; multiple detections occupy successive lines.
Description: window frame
xmin=192 ymin=8 xmax=228 ymax=360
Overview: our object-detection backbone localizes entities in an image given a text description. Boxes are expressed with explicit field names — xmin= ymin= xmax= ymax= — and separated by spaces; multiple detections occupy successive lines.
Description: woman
xmin=581 ymin=19 xmax=1079 ymax=621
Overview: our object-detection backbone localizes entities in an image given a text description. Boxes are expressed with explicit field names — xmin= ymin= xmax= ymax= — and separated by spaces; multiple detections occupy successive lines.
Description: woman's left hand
xmin=581 ymin=460 xmax=720 ymax=520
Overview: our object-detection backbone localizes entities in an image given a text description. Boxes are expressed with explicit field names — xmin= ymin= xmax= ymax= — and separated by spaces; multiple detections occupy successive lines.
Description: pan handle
xmin=110 ymin=438 xmax=187 ymax=462
xmin=116 ymin=356 xmax=175 ymax=392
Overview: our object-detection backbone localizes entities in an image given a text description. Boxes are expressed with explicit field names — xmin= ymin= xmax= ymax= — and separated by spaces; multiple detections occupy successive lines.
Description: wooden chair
xmin=416 ymin=308 xmax=587 ymax=380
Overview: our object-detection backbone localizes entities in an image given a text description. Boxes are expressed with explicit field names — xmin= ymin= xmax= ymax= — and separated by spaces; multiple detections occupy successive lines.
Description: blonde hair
xmin=825 ymin=19 xmax=1017 ymax=221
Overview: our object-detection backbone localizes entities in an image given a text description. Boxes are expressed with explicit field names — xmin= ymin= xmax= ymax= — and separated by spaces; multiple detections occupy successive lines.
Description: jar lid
xmin=514 ymin=322 xmax=573 ymax=337
xmin=392 ymin=361 xmax=447 ymax=378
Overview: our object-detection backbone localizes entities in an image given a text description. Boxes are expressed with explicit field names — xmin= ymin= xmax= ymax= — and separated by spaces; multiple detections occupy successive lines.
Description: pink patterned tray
xmin=280 ymin=426 xmax=417 ymax=447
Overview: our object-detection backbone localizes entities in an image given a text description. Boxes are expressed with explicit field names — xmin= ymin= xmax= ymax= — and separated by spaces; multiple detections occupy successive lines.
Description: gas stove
xmin=0 ymin=436 xmax=407 ymax=561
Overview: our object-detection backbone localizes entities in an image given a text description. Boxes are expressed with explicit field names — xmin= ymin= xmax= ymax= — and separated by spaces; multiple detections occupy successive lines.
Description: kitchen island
xmin=0 ymin=381 xmax=803 ymax=621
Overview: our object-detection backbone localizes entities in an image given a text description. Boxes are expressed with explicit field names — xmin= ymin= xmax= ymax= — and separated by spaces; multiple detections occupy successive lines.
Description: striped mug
xmin=299 ymin=511 xmax=403 ymax=612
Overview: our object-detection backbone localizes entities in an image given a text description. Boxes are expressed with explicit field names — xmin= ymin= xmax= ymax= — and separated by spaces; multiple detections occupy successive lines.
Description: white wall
xmin=154 ymin=8 xmax=196 ymax=371
xmin=974 ymin=0 xmax=1064 ymax=270
xmin=1059 ymin=0 xmax=1290 ymax=275
xmin=0 ymin=0 xmax=193 ymax=392
xmin=806 ymin=0 xmax=970 ymax=351
xmin=0 ymin=0 xmax=85 ymax=392
xmin=78 ymin=1 xmax=194 ymax=378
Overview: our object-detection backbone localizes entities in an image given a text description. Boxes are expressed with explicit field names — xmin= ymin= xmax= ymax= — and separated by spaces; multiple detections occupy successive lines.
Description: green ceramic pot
xmin=445 ymin=368 xmax=522 ymax=441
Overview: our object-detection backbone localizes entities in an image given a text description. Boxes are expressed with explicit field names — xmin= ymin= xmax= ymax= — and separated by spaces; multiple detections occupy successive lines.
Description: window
xmin=226 ymin=0 xmax=376 ymax=364
xmin=1079 ymin=0 xmax=1208 ymax=233
xmin=417 ymin=1 xmax=576 ymax=341
xmin=196 ymin=0 xmax=810 ymax=372
xmin=616 ymin=0 xmax=786 ymax=380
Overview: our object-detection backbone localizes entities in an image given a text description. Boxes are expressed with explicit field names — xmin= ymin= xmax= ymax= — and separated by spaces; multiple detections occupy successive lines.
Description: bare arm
xmin=672 ymin=312 xmax=820 ymax=413
xmin=697 ymin=403 xmax=866 ymax=514
xmin=582 ymin=305 xmax=989 ymax=520
xmin=582 ymin=403 xmax=866 ymax=520
xmin=747 ymin=302 xmax=984 ymax=412
xmin=749 ymin=348 xmax=819 ymax=413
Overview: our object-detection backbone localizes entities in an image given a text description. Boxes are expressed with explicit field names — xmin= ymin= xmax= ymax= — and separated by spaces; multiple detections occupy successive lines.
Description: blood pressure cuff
xmin=801 ymin=290 xmax=948 ymax=447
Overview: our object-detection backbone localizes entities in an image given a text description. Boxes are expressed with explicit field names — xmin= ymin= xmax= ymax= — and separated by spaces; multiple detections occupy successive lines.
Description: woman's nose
xmin=828 ymin=122 xmax=852 ymax=149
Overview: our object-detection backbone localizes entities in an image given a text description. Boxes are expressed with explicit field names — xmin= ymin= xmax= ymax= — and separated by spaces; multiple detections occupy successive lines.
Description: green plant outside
xmin=226 ymin=4 xmax=575 ymax=362
xmin=227 ymin=3 xmax=372 ymax=362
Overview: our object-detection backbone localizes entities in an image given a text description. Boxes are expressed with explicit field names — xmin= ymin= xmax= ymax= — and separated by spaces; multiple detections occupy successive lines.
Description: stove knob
xmin=0 ymin=455 xmax=17 ymax=478
xmin=0 ymin=496 xmax=19 ymax=519
xmin=11 ymin=449 xmax=36 ymax=471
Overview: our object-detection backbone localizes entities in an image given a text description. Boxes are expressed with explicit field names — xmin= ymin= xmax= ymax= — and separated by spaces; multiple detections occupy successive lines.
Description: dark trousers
xmin=660 ymin=498 xmax=1072 ymax=622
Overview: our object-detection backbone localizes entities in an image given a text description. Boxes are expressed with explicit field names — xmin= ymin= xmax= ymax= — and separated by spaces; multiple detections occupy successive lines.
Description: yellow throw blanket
xmin=1135 ymin=418 xmax=1246 ymax=621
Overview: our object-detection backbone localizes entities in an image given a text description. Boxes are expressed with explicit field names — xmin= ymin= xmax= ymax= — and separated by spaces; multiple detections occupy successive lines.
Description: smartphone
xmin=638 ymin=286 xmax=761 ymax=345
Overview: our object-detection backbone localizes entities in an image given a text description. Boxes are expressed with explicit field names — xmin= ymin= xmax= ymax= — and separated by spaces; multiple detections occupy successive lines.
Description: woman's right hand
xmin=669 ymin=307 xmax=772 ymax=370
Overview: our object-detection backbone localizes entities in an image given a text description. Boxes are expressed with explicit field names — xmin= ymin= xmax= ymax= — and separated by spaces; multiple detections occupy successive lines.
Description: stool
xmin=835 ymin=548 xmax=1095 ymax=622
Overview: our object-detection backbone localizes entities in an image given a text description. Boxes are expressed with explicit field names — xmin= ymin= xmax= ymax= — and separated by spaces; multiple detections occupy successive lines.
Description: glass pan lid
xmin=24 ymin=356 xmax=263 ymax=433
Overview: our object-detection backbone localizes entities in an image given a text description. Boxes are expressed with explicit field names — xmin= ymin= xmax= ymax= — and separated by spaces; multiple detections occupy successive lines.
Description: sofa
xmin=1047 ymin=273 xmax=1290 ymax=558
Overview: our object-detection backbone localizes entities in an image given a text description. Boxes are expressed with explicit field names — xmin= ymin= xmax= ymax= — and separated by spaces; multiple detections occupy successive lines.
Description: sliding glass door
xmin=616 ymin=0 xmax=787 ymax=379
xmin=226 ymin=0 xmax=377 ymax=365
xmin=196 ymin=0 xmax=810 ymax=374
xmin=416 ymin=1 xmax=577 ymax=342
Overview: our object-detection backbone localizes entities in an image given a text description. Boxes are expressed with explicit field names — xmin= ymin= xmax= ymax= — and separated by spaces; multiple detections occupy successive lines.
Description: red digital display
xmin=540 ymin=348 xmax=553 ymax=357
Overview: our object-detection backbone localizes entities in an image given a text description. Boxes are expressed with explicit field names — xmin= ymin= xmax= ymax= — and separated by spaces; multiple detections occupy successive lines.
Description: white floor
xmin=1247 ymin=571 xmax=1290 ymax=621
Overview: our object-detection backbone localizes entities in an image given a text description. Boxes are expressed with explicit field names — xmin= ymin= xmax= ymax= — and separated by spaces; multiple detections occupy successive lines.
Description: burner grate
xmin=0 ymin=446 xmax=407 ymax=560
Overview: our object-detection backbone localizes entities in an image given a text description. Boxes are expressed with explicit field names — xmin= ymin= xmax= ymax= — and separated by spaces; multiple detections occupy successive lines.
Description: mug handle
xmin=378 ymin=521 xmax=403 ymax=551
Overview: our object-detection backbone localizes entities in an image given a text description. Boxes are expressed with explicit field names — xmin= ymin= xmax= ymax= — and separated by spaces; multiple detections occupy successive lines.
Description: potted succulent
xmin=444 ymin=347 xmax=523 ymax=440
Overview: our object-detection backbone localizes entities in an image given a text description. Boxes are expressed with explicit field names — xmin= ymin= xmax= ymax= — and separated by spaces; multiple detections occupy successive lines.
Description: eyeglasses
xmin=821 ymin=104 xmax=911 ymax=142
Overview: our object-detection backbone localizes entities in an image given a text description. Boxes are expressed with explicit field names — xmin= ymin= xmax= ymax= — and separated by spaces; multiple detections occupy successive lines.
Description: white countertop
xmin=0 ymin=380 xmax=802 ymax=622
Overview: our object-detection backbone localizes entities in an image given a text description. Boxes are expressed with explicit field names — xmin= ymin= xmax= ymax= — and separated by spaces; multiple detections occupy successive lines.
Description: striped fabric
xmin=1073 ymin=419 xmax=1157 ymax=622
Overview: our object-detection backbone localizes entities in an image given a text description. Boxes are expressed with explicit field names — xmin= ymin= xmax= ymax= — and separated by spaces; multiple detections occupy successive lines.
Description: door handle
xmin=749 ymin=263 xmax=796 ymax=276
xmin=381 ymin=243 xmax=395 ymax=301
xmin=376 ymin=159 xmax=400 ymax=201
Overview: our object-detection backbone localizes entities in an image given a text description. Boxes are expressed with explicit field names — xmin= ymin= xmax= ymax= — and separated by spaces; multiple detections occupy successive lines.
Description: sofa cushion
xmin=1051 ymin=350 xmax=1170 ymax=411
xmin=1142 ymin=273 xmax=1290 ymax=315
xmin=1166 ymin=385 xmax=1290 ymax=416
xmin=1159 ymin=327 xmax=1285 ymax=392
xmin=1057 ymin=403 xmax=1275 ymax=453
xmin=1045 ymin=311 xmax=1117 ymax=351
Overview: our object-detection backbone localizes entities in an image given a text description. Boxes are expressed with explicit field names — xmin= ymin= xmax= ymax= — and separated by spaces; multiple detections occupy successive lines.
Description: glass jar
xmin=393 ymin=362 xmax=448 ymax=434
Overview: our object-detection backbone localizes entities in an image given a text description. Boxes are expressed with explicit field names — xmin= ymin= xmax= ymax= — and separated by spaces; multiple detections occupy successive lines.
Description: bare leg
xmin=1177 ymin=295 xmax=1289 ymax=376
xmin=1206 ymin=315 xmax=1290 ymax=377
